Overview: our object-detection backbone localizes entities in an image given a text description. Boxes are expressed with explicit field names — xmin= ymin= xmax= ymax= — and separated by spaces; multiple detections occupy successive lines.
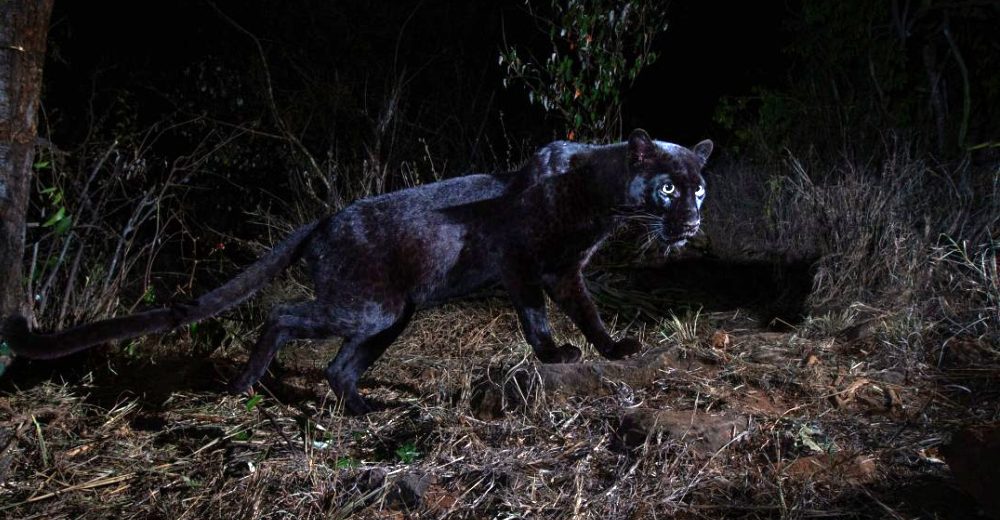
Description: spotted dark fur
xmin=1 ymin=129 xmax=713 ymax=414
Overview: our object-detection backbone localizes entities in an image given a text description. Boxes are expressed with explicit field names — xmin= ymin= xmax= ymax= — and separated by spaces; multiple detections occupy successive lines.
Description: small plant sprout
xmin=336 ymin=457 xmax=360 ymax=469
xmin=395 ymin=442 xmax=420 ymax=464
xmin=142 ymin=286 xmax=156 ymax=305
xmin=245 ymin=394 xmax=264 ymax=412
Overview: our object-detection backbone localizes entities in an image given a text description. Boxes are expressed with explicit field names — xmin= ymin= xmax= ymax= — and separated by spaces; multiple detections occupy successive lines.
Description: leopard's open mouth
xmin=660 ymin=228 xmax=698 ymax=246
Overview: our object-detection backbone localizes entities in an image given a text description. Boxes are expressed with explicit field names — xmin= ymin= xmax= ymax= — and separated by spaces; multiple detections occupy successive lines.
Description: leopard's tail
xmin=1 ymin=219 xmax=323 ymax=360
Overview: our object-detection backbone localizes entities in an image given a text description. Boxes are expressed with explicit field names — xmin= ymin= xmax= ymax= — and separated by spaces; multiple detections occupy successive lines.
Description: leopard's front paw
xmin=536 ymin=343 xmax=583 ymax=364
xmin=601 ymin=338 xmax=644 ymax=360
xmin=227 ymin=375 xmax=254 ymax=395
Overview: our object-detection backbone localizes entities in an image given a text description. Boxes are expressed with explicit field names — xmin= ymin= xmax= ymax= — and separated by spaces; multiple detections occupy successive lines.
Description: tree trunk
xmin=0 ymin=0 xmax=54 ymax=319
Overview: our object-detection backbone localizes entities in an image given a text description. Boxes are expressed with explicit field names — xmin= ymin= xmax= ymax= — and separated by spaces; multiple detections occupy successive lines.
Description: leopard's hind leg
xmin=227 ymin=301 xmax=345 ymax=393
xmin=324 ymin=301 xmax=415 ymax=415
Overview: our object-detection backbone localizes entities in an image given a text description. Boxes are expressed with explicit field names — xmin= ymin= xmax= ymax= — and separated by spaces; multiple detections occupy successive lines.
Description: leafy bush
xmin=499 ymin=0 xmax=669 ymax=142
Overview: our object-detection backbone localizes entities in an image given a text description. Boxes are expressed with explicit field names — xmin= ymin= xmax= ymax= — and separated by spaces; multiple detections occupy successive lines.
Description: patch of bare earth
xmin=1 ymin=301 xmax=998 ymax=518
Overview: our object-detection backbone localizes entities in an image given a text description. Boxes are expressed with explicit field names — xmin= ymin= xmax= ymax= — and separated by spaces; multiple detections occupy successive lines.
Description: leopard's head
xmin=624 ymin=129 xmax=713 ymax=247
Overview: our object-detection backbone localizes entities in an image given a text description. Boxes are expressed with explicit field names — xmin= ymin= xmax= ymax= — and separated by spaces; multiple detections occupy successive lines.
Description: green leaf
xmin=797 ymin=424 xmax=828 ymax=453
xmin=0 ymin=340 xmax=12 ymax=378
xmin=336 ymin=457 xmax=359 ymax=469
xmin=33 ymin=160 xmax=51 ymax=170
xmin=54 ymin=215 xmax=72 ymax=235
xmin=42 ymin=207 xmax=66 ymax=228
xmin=33 ymin=415 xmax=49 ymax=467
xmin=142 ymin=286 xmax=156 ymax=304
xmin=395 ymin=442 xmax=420 ymax=464
xmin=246 ymin=394 xmax=264 ymax=411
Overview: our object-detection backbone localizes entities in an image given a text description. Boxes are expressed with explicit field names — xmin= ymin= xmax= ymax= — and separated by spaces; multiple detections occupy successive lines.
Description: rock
xmin=837 ymin=319 xmax=877 ymax=343
xmin=942 ymin=423 xmax=1000 ymax=519
xmin=613 ymin=408 xmax=747 ymax=454
xmin=360 ymin=468 xmax=388 ymax=492
xmin=471 ymin=347 xmax=708 ymax=418
xmin=537 ymin=347 xmax=707 ymax=395
xmin=389 ymin=470 xmax=435 ymax=509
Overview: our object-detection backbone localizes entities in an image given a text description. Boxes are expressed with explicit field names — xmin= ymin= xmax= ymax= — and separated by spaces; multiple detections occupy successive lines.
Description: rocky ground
xmin=1 ymin=294 xmax=998 ymax=519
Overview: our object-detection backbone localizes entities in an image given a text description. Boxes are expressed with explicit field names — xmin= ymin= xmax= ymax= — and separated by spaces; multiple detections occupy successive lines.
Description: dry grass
xmin=2 ymin=298 xmax=995 ymax=519
xmin=704 ymin=143 xmax=1000 ymax=360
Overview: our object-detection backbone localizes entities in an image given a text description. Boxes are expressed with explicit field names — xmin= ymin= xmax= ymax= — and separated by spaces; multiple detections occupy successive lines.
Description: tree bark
xmin=0 ymin=0 xmax=54 ymax=319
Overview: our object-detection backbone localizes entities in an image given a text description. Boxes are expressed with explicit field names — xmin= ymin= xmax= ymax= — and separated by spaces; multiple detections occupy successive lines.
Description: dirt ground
xmin=1 ymin=287 xmax=998 ymax=518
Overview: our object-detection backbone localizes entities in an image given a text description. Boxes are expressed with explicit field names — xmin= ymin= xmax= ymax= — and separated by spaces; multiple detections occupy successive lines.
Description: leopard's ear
xmin=692 ymin=139 xmax=714 ymax=166
xmin=627 ymin=128 xmax=655 ymax=167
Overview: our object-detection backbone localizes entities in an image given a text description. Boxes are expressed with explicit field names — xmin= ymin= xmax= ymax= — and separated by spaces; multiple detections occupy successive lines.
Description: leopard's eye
xmin=659 ymin=182 xmax=676 ymax=197
xmin=695 ymin=184 xmax=705 ymax=197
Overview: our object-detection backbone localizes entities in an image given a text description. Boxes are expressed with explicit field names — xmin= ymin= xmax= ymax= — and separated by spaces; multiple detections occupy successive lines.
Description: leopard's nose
xmin=682 ymin=219 xmax=701 ymax=233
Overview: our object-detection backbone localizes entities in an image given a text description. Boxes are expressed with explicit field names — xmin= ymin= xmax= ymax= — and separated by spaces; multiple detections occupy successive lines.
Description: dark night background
xmin=37 ymin=0 xmax=999 ymax=183
xmin=41 ymin=0 xmax=787 ymax=159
